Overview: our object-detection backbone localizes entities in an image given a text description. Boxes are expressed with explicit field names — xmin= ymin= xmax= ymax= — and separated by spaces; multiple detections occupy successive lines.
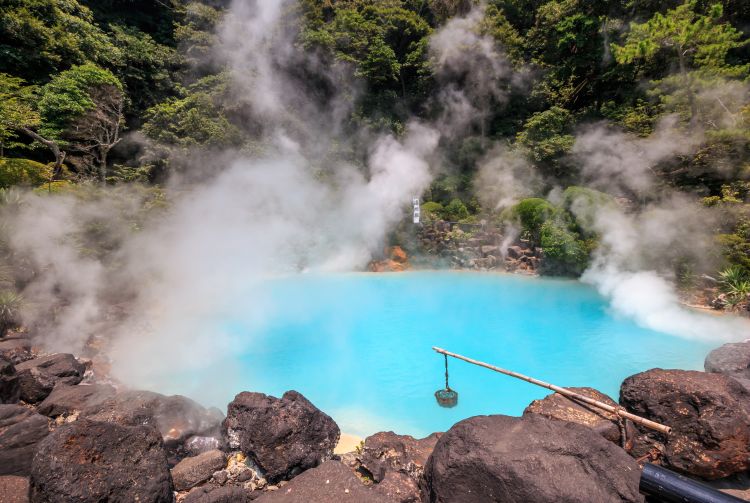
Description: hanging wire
xmin=444 ymin=353 xmax=450 ymax=391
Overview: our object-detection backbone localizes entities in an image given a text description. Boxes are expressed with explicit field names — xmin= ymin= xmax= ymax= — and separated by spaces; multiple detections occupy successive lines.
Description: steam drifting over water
xmin=2 ymin=0 xmax=749 ymax=400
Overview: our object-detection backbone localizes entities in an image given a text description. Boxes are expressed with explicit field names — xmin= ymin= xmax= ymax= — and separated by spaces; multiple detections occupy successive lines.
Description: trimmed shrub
xmin=0 ymin=158 xmax=53 ymax=188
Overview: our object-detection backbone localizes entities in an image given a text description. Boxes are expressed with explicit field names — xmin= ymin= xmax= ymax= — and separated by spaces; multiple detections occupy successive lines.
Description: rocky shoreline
xmin=2 ymin=328 xmax=750 ymax=502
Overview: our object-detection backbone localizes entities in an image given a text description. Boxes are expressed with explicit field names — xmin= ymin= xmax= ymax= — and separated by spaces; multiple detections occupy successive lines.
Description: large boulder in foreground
xmin=255 ymin=461 xmax=394 ymax=503
xmin=0 ymin=405 xmax=49 ymax=476
xmin=523 ymin=387 xmax=635 ymax=449
xmin=14 ymin=354 xmax=84 ymax=403
xmin=223 ymin=391 xmax=340 ymax=483
xmin=620 ymin=369 xmax=750 ymax=479
xmin=422 ymin=414 xmax=643 ymax=503
xmin=0 ymin=358 xmax=19 ymax=404
xmin=29 ymin=419 xmax=173 ymax=503
xmin=705 ymin=341 xmax=750 ymax=380
xmin=82 ymin=390 xmax=223 ymax=448
xmin=36 ymin=384 xmax=115 ymax=418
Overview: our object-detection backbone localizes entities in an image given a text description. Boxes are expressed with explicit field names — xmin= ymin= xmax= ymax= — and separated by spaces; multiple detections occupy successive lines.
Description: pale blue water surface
xmin=227 ymin=271 xmax=714 ymax=438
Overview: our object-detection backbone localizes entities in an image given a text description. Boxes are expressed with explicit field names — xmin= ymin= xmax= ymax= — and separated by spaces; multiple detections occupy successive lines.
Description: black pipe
xmin=640 ymin=463 xmax=747 ymax=503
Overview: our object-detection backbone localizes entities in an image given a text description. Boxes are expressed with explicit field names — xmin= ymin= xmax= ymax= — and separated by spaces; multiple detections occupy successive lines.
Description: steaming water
xmin=226 ymin=271 xmax=715 ymax=438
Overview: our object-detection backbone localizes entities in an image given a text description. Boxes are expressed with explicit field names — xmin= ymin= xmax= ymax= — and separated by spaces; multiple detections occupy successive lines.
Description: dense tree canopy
xmin=0 ymin=0 xmax=748 ymax=280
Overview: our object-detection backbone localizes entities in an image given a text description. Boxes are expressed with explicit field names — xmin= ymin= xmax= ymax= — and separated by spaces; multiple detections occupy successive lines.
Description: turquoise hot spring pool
xmin=216 ymin=272 xmax=716 ymax=438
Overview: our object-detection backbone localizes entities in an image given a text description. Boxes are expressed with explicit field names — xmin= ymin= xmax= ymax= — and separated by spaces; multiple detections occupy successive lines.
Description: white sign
xmin=412 ymin=197 xmax=420 ymax=224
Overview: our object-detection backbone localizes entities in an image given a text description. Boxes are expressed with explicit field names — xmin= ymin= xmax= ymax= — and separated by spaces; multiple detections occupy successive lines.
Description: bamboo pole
xmin=432 ymin=347 xmax=671 ymax=435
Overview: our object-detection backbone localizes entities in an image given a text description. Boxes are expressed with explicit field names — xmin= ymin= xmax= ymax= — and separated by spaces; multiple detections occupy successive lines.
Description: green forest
xmin=1 ymin=0 xmax=750 ymax=310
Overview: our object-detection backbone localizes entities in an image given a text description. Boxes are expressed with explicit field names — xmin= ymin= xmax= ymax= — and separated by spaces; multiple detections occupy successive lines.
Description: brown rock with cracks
xmin=29 ymin=418 xmax=173 ymax=502
xmin=359 ymin=431 xmax=440 ymax=483
xmin=422 ymin=414 xmax=643 ymax=503
xmin=620 ymin=368 xmax=750 ymax=479
xmin=222 ymin=390 xmax=339 ymax=483
xmin=0 ymin=339 xmax=32 ymax=365
xmin=0 ymin=405 xmax=49 ymax=476
xmin=36 ymin=384 xmax=115 ymax=417
xmin=14 ymin=354 xmax=84 ymax=403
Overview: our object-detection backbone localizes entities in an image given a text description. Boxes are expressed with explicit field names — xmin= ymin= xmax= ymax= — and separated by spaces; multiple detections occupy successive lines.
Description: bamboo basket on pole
xmin=432 ymin=346 xmax=671 ymax=435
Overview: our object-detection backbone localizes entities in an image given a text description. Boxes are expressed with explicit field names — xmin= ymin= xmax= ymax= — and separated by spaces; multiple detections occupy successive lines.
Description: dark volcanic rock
xmin=171 ymin=449 xmax=226 ymax=491
xmin=422 ymin=414 xmax=643 ymax=503
xmin=0 ymin=405 xmax=49 ymax=476
xmin=82 ymin=390 xmax=223 ymax=446
xmin=373 ymin=471 xmax=420 ymax=503
xmin=183 ymin=485 xmax=258 ymax=503
xmin=0 ymin=358 xmax=19 ymax=404
xmin=620 ymin=369 xmax=750 ymax=479
xmin=705 ymin=341 xmax=750 ymax=380
xmin=359 ymin=431 xmax=441 ymax=483
xmin=14 ymin=354 xmax=84 ymax=403
xmin=36 ymin=384 xmax=115 ymax=417
xmin=0 ymin=339 xmax=32 ymax=365
xmin=223 ymin=390 xmax=340 ymax=483
xmin=523 ymin=387 xmax=636 ymax=448
xmin=29 ymin=418 xmax=173 ymax=503
xmin=255 ymin=461 xmax=394 ymax=503
xmin=0 ymin=475 xmax=30 ymax=503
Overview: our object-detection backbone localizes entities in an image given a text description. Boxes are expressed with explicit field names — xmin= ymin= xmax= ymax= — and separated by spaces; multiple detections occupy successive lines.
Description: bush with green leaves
xmin=539 ymin=220 xmax=590 ymax=277
xmin=502 ymin=197 xmax=559 ymax=243
xmin=443 ymin=198 xmax=470 ymax=222
xmin=0 ymin=158 xmax=52 ymax=188
xmin=421 ymin=201 xmax=444 ymax=221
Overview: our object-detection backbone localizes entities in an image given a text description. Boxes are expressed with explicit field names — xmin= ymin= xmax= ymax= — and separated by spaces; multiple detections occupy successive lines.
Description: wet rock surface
xmin=254 ymin=460 xmax=394 ymax=503
xmin=0 ymin=339 xmax=32 ymax=365
xmin=36 ymin=384 xmax=115 ymax=417
xmin=0 ymin=475 xmax=30 ymax=503
xmin=14 ymin=354 xmax=84 ymax=403
xmin=29 ymin=418 xmax=173 ymax=503
xmin=523 ymin=387 xmax=636 ymax=448
xmin=620 ymin=369 xmax=750 ymax=479
xmin=222 ymin=390 xmax=339 ymax=483
xmin=0 ymin=358 xmax=19 ymax=404
xmin=705 ymin=341 xmax=750 ymax=380
xmin=422 ymin=414 xmax=643 ymax=503
xmin=358 ymin=430 xmax=440 ymax=503
xmin=172 ymin=449 xmax=226 ymax=491
xmin=0 ymin=405 xmax=49 ymax=476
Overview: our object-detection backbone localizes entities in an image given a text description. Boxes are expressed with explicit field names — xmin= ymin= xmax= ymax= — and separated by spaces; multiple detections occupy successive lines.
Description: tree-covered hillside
xmin=1 ymin=0 xmax=749 ymax=310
